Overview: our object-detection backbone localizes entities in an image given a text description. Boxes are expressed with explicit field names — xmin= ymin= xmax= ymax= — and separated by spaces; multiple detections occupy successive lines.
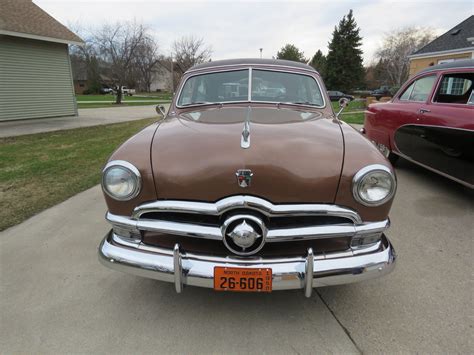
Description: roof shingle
xmin=0 ymin=0 xmax=83 ymax=45
xmin=413 ymin=15 xmax=474 ymax=55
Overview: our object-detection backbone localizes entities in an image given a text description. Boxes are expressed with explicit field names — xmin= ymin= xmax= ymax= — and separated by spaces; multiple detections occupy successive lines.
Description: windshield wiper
xmin=180 ymin=101 xmax=222 ymax=107
xmin=287 ymin=101 xmax=319 ymax=106
xmin=274 ymin=101 xmax=319 ymax=108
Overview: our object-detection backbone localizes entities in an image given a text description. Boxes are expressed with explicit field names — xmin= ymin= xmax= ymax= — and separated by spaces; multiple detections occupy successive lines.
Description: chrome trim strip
xmin=185 ymin=62 xmax=319 ymax=74
xmin=304 ymin=248 xmax=314 ymax=298
xmin=132 ymin=195 xmax=363 ymax=224
xmin=173 ymin=244 xmax=183 ymax=293
xmin=107 ymin=211 xmax=389 ymax=243
xmin=266 ymin=224 xmax=354 ymax=241
xmin=138 ymin=219 xmax=222 ymax=240
xmin=248 ymin=67 xmax=252 ymax=101
xmin=395 ymin=123 xmax=474 ymax=133
xmin=98 ymin=231 xmax=396 ymax=293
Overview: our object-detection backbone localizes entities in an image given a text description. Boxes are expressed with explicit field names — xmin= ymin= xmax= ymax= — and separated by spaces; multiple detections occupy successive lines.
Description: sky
xmin=35 ymin=0 xmax=473 ymax=65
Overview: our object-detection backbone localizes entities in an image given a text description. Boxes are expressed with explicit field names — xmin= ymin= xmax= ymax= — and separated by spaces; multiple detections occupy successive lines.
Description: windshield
xmin=177 ymin=69 xmax=324 ymax=107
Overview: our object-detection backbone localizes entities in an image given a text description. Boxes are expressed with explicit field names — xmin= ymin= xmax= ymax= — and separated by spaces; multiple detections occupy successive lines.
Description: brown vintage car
xmin=98 ymin=59 xmax=397 ymax=297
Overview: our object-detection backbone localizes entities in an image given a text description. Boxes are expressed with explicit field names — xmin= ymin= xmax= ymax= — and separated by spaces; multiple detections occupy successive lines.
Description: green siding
xmin=0 ymin=36 xmax=77 ymax=121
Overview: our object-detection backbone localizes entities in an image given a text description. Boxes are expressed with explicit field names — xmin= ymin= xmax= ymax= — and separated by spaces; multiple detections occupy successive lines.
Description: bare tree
xmin=94 ymin=21 xmax=146 ymax=104
xmin=172 ymin=36 xmax=212 ymax=76
xmin=134 ymin=36 xmax=162 ymax=92
xmin=68 ymin=24 xmax=103 ymax=94
xmin=375 ymin=27 xmax=435 ymax=87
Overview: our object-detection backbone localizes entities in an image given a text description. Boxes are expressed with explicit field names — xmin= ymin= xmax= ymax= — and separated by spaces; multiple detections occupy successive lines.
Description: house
xmin=0 ymin=0 xmax=83 ymax=121
xmin=71 ymin=62 xmax=113 ymax=94
xmin=149 ymin=65 xmax=172 ymax=92
xmin=408 ymin=15 xmax=474 ymax=75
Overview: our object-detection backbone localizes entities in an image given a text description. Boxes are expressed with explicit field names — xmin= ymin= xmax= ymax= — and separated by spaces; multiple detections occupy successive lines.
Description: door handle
xmin=419 ymin=108 xmax=430 ymax=114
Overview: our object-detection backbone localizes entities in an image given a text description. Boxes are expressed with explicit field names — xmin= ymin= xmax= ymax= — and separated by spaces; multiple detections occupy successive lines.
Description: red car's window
xmin=399 ymin=75 xmax=436 ymax=102
xmin=433 ymin=73 xmax=474 ymax=105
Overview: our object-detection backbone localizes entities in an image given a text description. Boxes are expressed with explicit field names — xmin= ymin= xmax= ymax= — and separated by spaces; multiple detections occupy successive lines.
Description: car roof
xmin=187 ymin=58 xmax=318 ymax=73
xmin=417 ymin=59 xmax=474 ymax=75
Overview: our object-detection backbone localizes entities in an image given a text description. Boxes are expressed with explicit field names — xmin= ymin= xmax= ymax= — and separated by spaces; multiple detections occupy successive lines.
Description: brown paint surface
xmin=152 ymin=107 xmax=343 ymax=204
xmin=104 ymin=63 xmax=394 ymax=222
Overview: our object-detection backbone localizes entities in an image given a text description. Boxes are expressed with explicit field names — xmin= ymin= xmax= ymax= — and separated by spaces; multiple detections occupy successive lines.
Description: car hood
xmin=151 ymin=106 xmax=344 ymax=203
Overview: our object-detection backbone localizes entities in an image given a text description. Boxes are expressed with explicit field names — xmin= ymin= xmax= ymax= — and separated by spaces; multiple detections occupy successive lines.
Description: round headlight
xmin=352 ymin=164 xmax=396 ymax=206
xmin=102 ymin=160 xmax=141 ymax=201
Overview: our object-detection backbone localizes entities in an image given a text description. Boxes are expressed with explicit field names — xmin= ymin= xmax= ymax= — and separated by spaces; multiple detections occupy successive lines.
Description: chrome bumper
xmin=98 ymin=231 xmax=396 ymax=297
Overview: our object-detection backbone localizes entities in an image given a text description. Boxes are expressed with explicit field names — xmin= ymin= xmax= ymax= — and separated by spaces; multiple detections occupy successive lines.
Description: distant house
xmin=71 ymin=62 xmax=113 ymax=94
xmin=408 ymin=15 xmax=474 ymax=75
xmin=0 ymin=0 xmax=83 ymax=121
xmin=150 ymin=66 xmax=172 ymax=92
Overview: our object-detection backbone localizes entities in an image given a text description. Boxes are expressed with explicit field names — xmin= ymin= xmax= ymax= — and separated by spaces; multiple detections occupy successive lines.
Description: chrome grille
xmin=106 ymin=195 xmax=389 ymax=256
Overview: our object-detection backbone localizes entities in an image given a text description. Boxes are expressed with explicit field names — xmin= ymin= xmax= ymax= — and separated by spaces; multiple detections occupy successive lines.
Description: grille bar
xmin=132 ymin=195 xmax=363 ymax=224
xmin=106 ymin=212 xmax=389 ymax=243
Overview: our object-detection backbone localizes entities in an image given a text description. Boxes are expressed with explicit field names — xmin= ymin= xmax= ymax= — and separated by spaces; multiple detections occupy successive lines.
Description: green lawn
xmin=77 ymin=101 xmax=167 ymax=109
xmin=330 ymin=99 xmax=366 ymax=111
xmin=329 ymin=99 xmax=365 ymax=124
xmin=339 ymin=111 xmax=365 ymax=124
xmin=76 ymin=93 xmax=172 ymax=101
xmin=76 ymin=93 xmax=172 ymax=109
xmin=0 ymin=118 xmax=156 ymax=231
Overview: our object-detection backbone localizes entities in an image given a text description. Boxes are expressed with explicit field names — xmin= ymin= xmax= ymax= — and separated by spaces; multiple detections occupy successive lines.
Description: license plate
xmin=214 ymin=267 xmax=272 ymax=292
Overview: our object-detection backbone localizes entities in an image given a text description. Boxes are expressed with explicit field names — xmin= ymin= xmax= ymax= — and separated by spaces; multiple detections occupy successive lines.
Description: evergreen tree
xmin=276 ymin=44 xmax=306 ymax=62
xmin=325 ymin=10 xmax=365 ymax=92
xmin=309 ymin=50 xmax=327 ymax=79
xmin=86 ymin=56 xmax=102 ymax=94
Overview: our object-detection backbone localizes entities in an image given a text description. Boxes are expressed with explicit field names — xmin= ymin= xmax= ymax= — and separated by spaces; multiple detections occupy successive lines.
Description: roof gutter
xmin=0 ymin=30 xmax=84 ymax=46
xmin=408 ymin=47 xmax=474 ymax=60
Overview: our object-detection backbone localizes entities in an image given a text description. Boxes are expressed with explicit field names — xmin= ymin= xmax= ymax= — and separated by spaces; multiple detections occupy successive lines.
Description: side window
xmin=434 ymin=73 xmax=474 ymax=105
xmin=399 ymin=76 xmax=436 ymax=102
xmin=409 ymin=75 xmax=437 ymax=102
xmin=399 ymin=82 xmax=415 ymax=101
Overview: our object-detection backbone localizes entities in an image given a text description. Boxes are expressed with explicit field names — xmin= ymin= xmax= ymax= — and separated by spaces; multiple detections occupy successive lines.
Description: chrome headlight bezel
xmin=352 ymin=164 xmax=396 ymax=207
xmin=101 ymin=160 xmax=141 ymax=201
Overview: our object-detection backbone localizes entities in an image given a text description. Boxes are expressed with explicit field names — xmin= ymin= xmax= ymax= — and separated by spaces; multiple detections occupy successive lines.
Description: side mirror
xmin=336 ymin=97 xmax=350 ymax=118
xmin=339 ymin=97 xmax=350 ymax=108
xmin=156 ymin=105 xmax=167 ymax=117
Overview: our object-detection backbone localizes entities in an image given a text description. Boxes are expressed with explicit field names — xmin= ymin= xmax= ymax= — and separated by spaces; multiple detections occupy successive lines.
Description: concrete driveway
xmin=1 ymin=160 xmax=472 ymax=353
xmin=0 ymin=104 xmax=167 ymax=138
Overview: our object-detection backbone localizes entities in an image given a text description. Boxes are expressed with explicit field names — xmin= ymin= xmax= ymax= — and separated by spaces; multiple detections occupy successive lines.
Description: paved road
xmin=0 ymin=104 xmax=167 ymax=138
xmin=1 ymin=160 xmax=472 ymax=353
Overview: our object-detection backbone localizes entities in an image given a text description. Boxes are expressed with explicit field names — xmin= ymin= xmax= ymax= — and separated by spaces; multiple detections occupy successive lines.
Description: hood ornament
xmin=241 ymin=106 xmax=251 ymax=149
xmin=236 ymin=169 xmax=253 ymax=188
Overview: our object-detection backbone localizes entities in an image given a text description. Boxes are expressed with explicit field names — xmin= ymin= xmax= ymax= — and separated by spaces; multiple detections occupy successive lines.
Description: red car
xmin=362 ymin=60 xmax=474 ymax=189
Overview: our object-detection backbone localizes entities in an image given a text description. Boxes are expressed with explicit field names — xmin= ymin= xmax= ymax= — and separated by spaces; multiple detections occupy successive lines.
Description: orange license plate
xmin=214 ymin=267 xmax=272 ymax=292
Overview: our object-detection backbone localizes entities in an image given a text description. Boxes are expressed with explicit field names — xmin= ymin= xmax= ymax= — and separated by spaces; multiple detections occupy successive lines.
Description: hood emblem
xmin=236 ymin=169 xmax=253 ymax=188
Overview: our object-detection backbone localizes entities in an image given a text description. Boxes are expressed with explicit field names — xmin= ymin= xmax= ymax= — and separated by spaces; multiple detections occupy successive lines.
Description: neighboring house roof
xmin=0 ymin=0 xmax=84 ymax=45
xmin=410 ymin=15 xmax=474 ymax=58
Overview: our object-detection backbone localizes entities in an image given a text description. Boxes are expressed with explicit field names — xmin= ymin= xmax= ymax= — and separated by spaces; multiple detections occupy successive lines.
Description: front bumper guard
xmin=99 ymin=231 xmax=396 ymax=297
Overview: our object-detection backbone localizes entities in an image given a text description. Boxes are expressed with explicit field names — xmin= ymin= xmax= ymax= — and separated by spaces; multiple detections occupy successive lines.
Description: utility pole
xmin=259 ymin=48 xmax=263 ymax=58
